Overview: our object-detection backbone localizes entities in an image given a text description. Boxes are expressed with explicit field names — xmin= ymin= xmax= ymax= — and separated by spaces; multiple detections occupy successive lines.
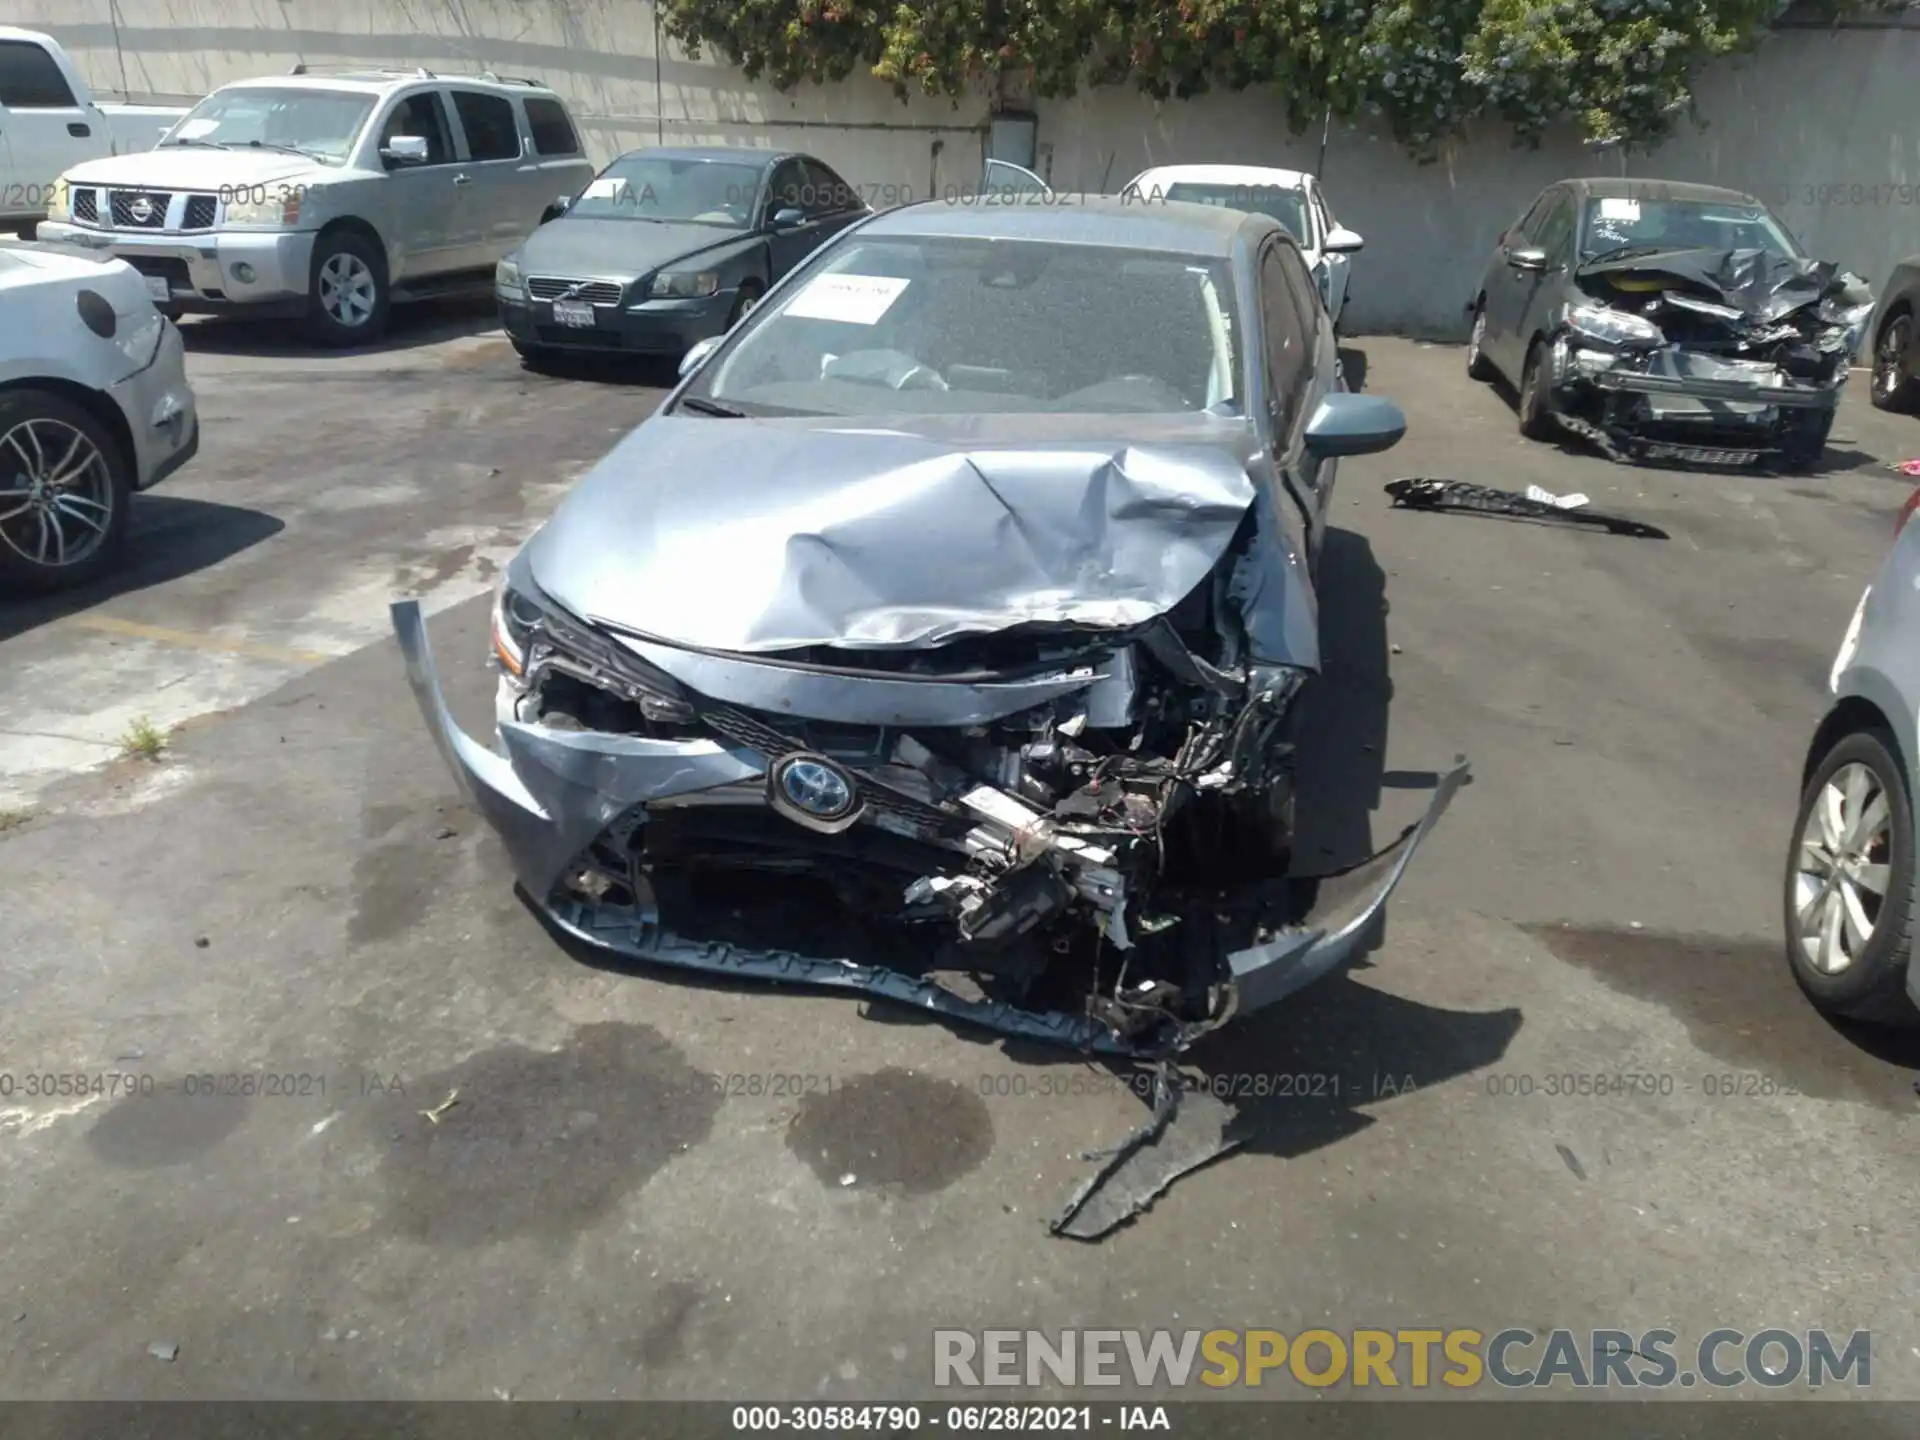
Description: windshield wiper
xmin=170 ymin=138 xmax=233 ymax=150
xmin=246 ymin=140 xmax=326 ymax=160
xmin=676 ymin=396 xmax=747 ymax=418
xmin=1582 ymin=243 xmax=1671 ymax=266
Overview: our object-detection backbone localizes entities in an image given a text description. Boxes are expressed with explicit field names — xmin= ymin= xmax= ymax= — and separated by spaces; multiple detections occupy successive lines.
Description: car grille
xmin=182 ymin=195 xmax=217 ymax=230
xmin=72 ymin=188 xmax=99 ymax=223
xmin=527 ymin=277 xmax=624 ymax=305
xmin=109 ymin=190 xmax=173 ymax=229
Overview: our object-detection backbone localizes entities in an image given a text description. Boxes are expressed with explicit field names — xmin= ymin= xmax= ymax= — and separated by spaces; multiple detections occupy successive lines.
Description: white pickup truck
xmin=0 ymin=28 xmax=189 ymax=234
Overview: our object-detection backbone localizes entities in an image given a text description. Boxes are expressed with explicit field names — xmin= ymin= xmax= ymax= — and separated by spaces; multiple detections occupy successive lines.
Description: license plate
xmin=552 ymin=298 xmax=595 ymax=328
xmin=145 ymin=275 xmax=170 ymax=302
xmin=1645 ymin=444 xmax=1758 ymax=466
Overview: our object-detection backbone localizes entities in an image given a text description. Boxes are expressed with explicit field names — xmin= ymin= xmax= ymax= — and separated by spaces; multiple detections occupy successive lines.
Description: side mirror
xmin=1325 ymin=225 xmax=1365 ymax=254
xmin=770 ymin=206 xmax=806 ymax=231
xmin=679 ymin=335 xmax=723 ymax=378
xmin=1302 ymin=392 xmax=1407 ymax=459
xmin=540 ymin=194 xmax=572 ymax=225
xmin=382 ymin=135 xmax=430 ymax=166
xmin=1506 ymin=245 xmax=1549 ymax=272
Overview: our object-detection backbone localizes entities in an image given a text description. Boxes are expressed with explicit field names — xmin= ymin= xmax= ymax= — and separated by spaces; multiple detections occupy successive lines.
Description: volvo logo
xmin=768 ymin=752 xmax=861 ymax=832
xmin=128 ymin=196 xmax=157 ymax=223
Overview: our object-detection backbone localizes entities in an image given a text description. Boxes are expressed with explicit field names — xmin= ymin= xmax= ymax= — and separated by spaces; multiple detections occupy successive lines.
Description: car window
xmin=0 ymin=41 xmax=77 ymax=108
xmin=568 ymin=154 xmax=762 ymax=226
xmin=800 ymin=159 xmax=856 ymax=217
xmin=523 ymin=96 xmax=580 ymax=156
xmin=1534 ymin=195 xmax=1576 ymax=261
xmin=1259 ymin=242 xmax=1309 ymax=433
xmin=1160 ymin=182 xmax=1311 ymax=247
xmin=767 ymin=160 xmax=807 ymax=217
xmin=1309 ymin=189 xmax=1332 ymax=246
xmin=451 ymin=90 xmax=520 ymax=161
xmin=1578 ymin=196 xmax=1805 ymax=262
xmin=688 ymin=236 xmax=1239 ymax=417
xmin=378 ymin=91 xmax=455 ymax=165
xmin=1512 ymin=191 xmax=1555 ymax=243
xmin=164 ymin=86 xmax=374 ymax=164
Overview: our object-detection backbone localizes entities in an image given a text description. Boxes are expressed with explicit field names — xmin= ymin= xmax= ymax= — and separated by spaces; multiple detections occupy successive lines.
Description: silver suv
xmin=36 ymin=67 xmax=595 ymax=346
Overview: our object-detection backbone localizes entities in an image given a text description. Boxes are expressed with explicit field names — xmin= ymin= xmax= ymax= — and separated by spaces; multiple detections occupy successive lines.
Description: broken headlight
xmin=1816 ymin=297 xmax=1877 ymax=357
xmin=491 ymin=576 xmax=546 ymax=678
xmin=492 ymin=574 xmax=697 ymax=725
xmin=1564 ymin=303 xmax=1662 ymax=348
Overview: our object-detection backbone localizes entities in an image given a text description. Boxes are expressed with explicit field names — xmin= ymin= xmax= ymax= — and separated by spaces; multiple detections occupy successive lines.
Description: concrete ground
xmin=4 ymin=316 xmax=1920 ymax=1412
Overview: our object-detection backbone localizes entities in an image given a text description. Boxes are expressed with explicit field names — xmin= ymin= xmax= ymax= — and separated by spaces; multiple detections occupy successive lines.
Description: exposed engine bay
xmin=505 ymin=568 xmax=1434 ymax=1058
xmin=1547 ymin=246 xmax=1875 ymax=469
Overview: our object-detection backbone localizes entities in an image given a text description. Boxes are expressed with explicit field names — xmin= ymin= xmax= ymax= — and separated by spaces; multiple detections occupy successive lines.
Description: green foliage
xmin=657 ymin=0 xmax=1900 ymax=158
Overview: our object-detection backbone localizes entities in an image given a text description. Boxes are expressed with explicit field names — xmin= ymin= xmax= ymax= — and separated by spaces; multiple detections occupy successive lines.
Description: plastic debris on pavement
xmin=1385 ymin=478 xmax=1670 ymax=539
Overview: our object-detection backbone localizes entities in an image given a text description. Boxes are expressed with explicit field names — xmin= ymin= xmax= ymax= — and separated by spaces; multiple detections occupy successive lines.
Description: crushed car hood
xmin=527 ymin=412 xmax=1263 ymax=653
xmin=1576 ymin=246 xmax=1846 ymax=323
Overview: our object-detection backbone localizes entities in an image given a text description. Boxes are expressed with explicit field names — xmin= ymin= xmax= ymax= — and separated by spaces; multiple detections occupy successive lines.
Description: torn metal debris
xmin=1386 ymin=479 xmax=1670 ymax=539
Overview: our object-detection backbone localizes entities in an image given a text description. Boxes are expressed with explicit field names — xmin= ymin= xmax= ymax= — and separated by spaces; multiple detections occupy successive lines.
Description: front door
xmin=0 ymin=37 xmax=100 ymax=226
xmin=1311 ymin=186 xmax=1351 ymax=324
xmin=764 ymin=158 xmax=828 ymax=277
xmin=1256 ymin=238 xmax=1319 ymax=548
xmin=372 ymin=88 xmax=464 ymax=280
xmin=1485 ymin=189 xmax=1565 ymax=375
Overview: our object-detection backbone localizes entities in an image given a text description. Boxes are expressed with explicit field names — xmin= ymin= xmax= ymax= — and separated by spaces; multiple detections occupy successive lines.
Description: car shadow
xmin=0 ymin=494 xmax=284 ymax=642
xmin=522 ymin=351 xmax=685 ymax=390
xmin=177 ymin=292 xmax=499 ymax=358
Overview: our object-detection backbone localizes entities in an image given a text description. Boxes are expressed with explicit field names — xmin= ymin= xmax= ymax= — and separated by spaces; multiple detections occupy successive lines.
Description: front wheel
xmin=1785 ymin=729 xmax=1917 ymax=1024
xmin=1516 ymin=339 xmax=1557 ymax=441
xmin=1466 ymin=301 xmax=1497 ymax=381
xmin=511 ymin=338 xmax=560 ymax=374
xmin=1778 ymin=409 xmax=1835 ymax=475
xmin=725 ymin=280 xmax=764 ymax=332
xmin=0 ymin=388 xmax=132 ymax=593
xmin=1870 ymin=312 xmax=1917 ymax=414
xmin=305 ymin=231 xmax=390 ymax=347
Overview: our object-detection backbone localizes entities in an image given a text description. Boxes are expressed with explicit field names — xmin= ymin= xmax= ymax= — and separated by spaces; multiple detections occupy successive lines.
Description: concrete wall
xmin=19 ymin=0 xmax=1920 ymax=337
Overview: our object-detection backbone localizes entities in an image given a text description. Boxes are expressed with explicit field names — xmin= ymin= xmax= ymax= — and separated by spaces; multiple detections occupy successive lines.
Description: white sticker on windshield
xmin=1598 ymin=198 xmax=1641 ymax=221
xmin=784 ymin=273 xmax=909 ymax=325
xmin=174 ymin=117 xmax=220 ymax=139
xmin=582 ymin=176 xmax=629 ymax=200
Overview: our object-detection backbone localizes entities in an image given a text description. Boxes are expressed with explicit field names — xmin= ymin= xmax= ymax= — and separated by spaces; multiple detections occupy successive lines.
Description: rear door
xmin=446 ymin=86 xmax=531 ymax=266
xmin=372 ymin=87 xmax=463 ymax=278
xmin=520 ymin=94 xmax=589 ymax=215
xmin=0 ymin=37 xmax=100 ymax=224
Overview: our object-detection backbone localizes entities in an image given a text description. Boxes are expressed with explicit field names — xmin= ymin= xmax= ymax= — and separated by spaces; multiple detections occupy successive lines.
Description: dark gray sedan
xmin=494 ymin=145 xmax=870 ymax=367
xmin=397 ymin=196 xmax=1461 ymax=1066
xmin=1466 ymin=177 xmax=1874 ymax=471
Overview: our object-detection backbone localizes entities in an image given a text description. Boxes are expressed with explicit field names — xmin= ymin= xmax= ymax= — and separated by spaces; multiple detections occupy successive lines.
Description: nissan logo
xmin=128 ymin=196 xmax=156 ymax=223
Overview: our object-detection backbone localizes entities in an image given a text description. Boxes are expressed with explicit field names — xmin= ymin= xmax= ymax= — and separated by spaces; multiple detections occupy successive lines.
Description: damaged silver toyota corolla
xmin=392 ymin=197 xmax=1466 ymax=1060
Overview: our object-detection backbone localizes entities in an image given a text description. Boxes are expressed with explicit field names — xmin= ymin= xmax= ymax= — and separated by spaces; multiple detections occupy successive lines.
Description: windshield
xmin=162 ymin=87 xmax=374 ymax=164
xmin=1580 ymin=197 xmax=1803 ymax=263
xmin=1153 ymin=183 xmax=1313 ymax=246
xmin=684 ymin=236 xmax=1240 ymax=418
xmin=567 ymin=156 xmax=766 ymax=227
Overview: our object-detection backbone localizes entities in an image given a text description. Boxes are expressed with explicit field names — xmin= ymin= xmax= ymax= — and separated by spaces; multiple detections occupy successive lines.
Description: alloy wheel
xmin=0 ymin=416 xmax=115 ymax=570
xmin=1874 ymin=316 xmax=1911 ymax=406
xmin=1792 ymin=760 xmax=1894 ymax=975
xmin=319 ymin=252 xmax=378 ymax=328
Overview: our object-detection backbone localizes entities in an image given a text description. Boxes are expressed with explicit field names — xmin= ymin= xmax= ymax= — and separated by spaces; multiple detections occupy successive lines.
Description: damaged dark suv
xmin=1467 ymin=179 xmax=1875 ymax=471
xmin=392 ymin=197 xmax=1465 ymax=1059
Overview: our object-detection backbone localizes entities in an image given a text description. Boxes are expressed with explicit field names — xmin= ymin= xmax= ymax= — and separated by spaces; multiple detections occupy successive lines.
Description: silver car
xmin=0 ymin=239 xmax=198 ymax=590
xmin=394 ymin=196 xmax=1462 ymax=1060
xmin=1785 ymin=491 xmax=1920 ymax=1022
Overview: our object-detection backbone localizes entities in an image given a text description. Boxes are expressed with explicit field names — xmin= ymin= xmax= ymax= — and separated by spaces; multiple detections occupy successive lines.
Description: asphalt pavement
xmin=3 ymin=313 xmax=1920 ymax=1406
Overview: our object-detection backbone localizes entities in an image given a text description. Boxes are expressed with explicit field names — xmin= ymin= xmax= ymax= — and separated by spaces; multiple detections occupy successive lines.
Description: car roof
xmin=607 ymin=145 xmax=792 ymax=168
xmin=862 ymin=195 xmax=1272 ymax=256
xmin=219 ymin=71 xmax=560 ymax=98
xmin=1128 ymin=164 xmax=1315 ymax=191
xmin=1557 ymin=176 xmax=1760 ymax=207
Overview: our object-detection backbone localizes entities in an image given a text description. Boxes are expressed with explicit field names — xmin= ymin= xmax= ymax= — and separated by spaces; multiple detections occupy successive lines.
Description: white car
xmin=35 ymin=68 xmax=594 ymax=346
xmin=0 ymin=28 xmax=191 ymax=235
xmin=0 ymin=239 xmax=198 ymax=590
xmin=1121 ymin=164 xmax=1364 ymax=329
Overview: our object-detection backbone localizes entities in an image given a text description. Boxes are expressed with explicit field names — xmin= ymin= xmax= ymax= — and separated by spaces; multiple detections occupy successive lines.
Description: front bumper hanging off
xmin=392 ymin=599 xmax=1465 ymax=1058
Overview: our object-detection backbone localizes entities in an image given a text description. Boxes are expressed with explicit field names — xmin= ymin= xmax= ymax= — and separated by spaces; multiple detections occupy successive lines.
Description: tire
xmin=156 ymin=302 xmax=183 ymax=323
xmin=1778 ymin=409 xmax=1835 ymax=475
xmin=1869 ymin=310 xmax=1917 ymax=414
xmin=1783 ymin=728 xmax=1919 ymax=1025
xmin=1466 ymin=300 xmax=1497 ymax=381
xmin=0 ymin=387 xmax=132 ymax=593
xmin=1516 ymin=338 xmax=1556 ymax=441
xmin=305 ymin=229 xmax=390 ymax=347
xmin=725 ymin=280 xmax=764 ymax=331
